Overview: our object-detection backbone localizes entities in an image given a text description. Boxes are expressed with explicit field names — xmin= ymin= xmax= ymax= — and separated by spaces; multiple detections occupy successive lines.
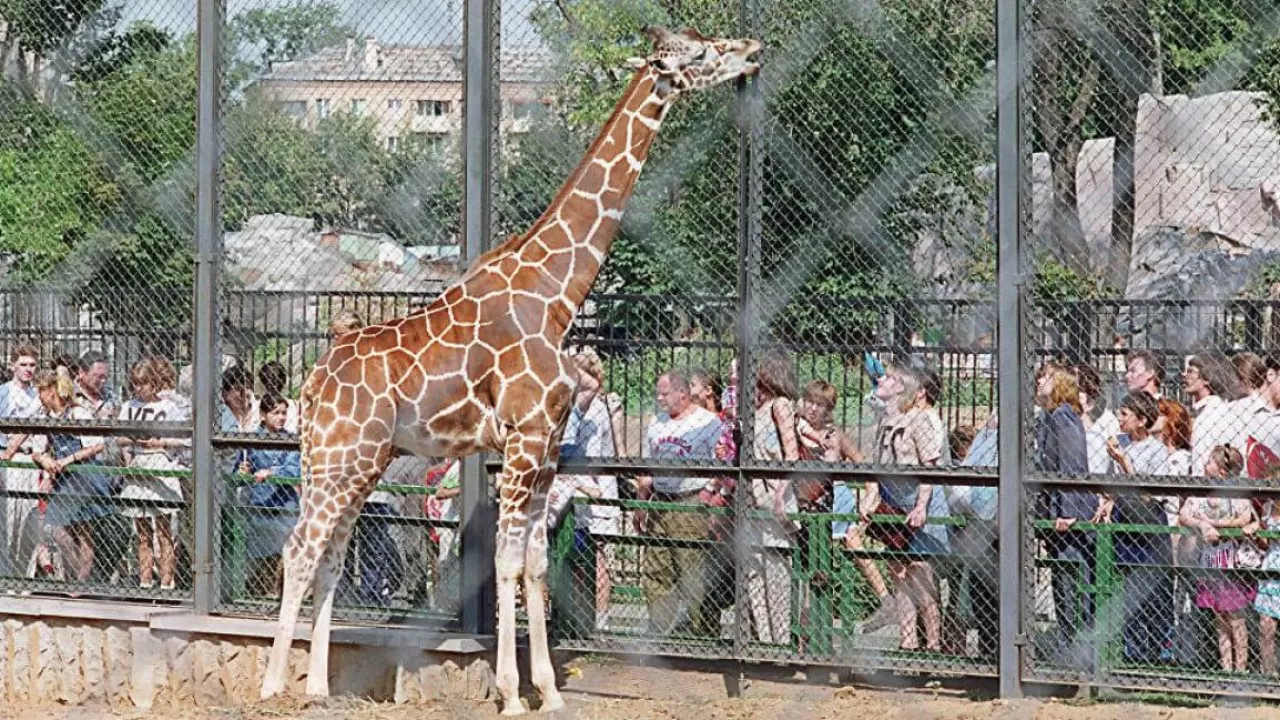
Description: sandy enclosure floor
xmin=8 ymin=653 xmax=1280 ymax=720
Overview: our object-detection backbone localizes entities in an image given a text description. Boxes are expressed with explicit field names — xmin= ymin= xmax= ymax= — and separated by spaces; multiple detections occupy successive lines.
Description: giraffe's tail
xmin=297 ymin=374 xmax=318 ymax=492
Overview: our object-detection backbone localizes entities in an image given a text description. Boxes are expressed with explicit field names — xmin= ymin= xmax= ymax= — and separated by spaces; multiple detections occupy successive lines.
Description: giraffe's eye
xmin=693 ymin=48 xmax=707 ymax=62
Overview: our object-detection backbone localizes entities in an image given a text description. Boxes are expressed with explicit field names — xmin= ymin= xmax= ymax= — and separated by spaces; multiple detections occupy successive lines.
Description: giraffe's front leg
xmin=495 ymin=434 xmax=547 ymax=716
xmin=523 ymin=478 xmax=564 ymax=712
xmin=495 ymin=510 xmax=528 ymax=716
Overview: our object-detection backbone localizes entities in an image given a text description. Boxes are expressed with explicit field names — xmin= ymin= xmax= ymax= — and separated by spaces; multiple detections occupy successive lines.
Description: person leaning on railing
xmin=634 ymin=370 xmax=725 ymax=639
xmin=1103 ymin=391 xmax=1178 ymax=667
xmin=743 ymin=349 xmax=802 ymax=648
xmin=236 ymin=394 xmax=302 ymax=599
xmin=797 ymin=379 xmax=895 ymax=634
xmin=866 ymin=360 xmax=951 ymax=654
xmin=116 ymin=359 xmax=188 ymax=591
xmin=30 ymin=368 xmax=113 ymax=588
xmin=0 ymin=345 xmax=46 ymax=583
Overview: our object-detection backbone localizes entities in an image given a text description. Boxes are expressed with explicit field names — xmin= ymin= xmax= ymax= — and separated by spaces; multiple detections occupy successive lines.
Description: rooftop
xmin=263 ymin=37 xmax=557 ymax=85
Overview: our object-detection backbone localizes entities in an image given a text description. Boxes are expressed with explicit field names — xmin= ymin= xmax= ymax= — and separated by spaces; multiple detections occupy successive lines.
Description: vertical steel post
xmin=460 ymin=0 xmax=497 ymax=636
xmin=192 ymin=0 xmax=223 ymax=614
xmin=995 ymin=0 xmax=1027 ymax=699
xmin=733 ymin=0 xmax=763 ymax=658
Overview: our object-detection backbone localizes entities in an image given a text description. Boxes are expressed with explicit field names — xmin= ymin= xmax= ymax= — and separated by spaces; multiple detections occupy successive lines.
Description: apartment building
xmin=257 ymin=37 xmax=555 ymax=153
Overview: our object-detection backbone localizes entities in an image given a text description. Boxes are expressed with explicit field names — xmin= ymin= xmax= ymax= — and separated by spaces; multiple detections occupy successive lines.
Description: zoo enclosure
xmin=2 ymin=0 xmax=1280 ymax=703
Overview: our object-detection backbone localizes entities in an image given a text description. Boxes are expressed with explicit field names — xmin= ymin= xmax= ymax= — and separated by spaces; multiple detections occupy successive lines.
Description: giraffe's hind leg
xmin=261 ymin=446 xmax=390 ymax=700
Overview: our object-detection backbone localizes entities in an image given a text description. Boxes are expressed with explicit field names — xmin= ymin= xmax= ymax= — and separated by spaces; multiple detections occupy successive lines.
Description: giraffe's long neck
xmin=519 ymin=67 xmax=671 ymax=335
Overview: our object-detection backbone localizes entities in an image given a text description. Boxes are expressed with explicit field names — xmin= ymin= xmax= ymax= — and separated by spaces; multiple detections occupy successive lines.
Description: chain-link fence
xmin=1021 ymin=0 xmax=1280 ymax=700
xmin=6 ymin=0 xmax=1280 ymax=703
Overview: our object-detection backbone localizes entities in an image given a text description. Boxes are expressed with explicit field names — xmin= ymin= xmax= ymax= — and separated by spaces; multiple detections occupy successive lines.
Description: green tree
xmin=0 ymin=0 xmax=107 ymax=88
xmin=0 ymin=84 xmax=118 ymax=283
xmin=228 ymin=2 xmax=356 ymax=85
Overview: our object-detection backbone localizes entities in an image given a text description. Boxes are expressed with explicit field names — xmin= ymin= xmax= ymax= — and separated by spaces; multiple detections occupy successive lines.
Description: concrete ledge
xmin=149 ymin=612 xmax=494 ymax=653
xmin=0 ymin=596 xmax=187 ymax=624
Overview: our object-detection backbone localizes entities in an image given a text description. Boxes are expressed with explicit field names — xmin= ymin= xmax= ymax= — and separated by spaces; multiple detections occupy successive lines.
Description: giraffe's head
xmin=627 ymin=25 xmax=762 ymax=97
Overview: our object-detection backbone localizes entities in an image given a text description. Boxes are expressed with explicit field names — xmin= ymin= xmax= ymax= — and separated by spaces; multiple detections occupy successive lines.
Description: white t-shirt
xmin=119 ymin=395 xmax=191 ymax=463
xmin=644 ymin=405 xmax=724 ymax=495
xmin=0 ymin=380 xmax=46 ymax=455
xmin=1191 ymin=395 xmax=1238 ymax=477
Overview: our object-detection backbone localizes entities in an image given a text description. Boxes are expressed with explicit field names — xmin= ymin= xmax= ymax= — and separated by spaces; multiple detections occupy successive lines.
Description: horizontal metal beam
xmin=0 ymin=420 xmax=190 ymax=438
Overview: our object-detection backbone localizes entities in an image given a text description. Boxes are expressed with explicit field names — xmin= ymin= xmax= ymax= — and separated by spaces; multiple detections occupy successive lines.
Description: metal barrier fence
xmin=4 ymin=0 xmax=1280 ymax=705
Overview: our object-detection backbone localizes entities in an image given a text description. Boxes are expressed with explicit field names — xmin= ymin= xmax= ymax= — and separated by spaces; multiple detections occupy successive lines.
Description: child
xmin=117 ymin=360 xmax=187 ymax=590
xmin=1253 ymin=486 xmax=1280 ymax=675
xmin=1179 ymin=445 xmax=1254 ymax=673
xmin=238 ymin=394 xmax=301 ymax=597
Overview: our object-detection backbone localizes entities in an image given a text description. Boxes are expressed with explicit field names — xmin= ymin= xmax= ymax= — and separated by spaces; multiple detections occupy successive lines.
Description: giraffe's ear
xmin=678 ymin=27 xmax=710 ymax=42
xmin=625 ymin=57 xmax=647 ymax=69
xmin=641 ymin=24 xmax=676 ymax=47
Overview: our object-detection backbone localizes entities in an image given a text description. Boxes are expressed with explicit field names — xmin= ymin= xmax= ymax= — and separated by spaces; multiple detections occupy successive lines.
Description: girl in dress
xmin=1179 ymin=445 xmax=1255 ymax=672
xmin=117 ymin=360 xmax=187 ymax=590
xmin=1253 ymin=488 xmax=1280 ymax=676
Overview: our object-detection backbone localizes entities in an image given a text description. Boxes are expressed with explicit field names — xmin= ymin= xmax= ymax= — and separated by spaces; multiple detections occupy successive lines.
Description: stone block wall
xmin=0 ymin=616 xmax=494 ymax=709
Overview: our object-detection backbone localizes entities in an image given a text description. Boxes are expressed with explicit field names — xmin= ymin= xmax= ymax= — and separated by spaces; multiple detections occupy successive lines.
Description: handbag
xmin=1237 ymin=540 xmax=1264 ymax=570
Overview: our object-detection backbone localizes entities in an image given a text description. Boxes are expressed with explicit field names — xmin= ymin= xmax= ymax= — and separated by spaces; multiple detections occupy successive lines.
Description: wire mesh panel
xmin=1022 ymin=0 xmax=1280 ymax=698
xmin=210 ymin=0 xmax=469 ymax=624
xmin=495 ymin=0 xmax=747 ymax=656
xmin=730 ymin=0 xmax=999 ymax=674
xmin=0 ymin=0 xmax=199 ymax=601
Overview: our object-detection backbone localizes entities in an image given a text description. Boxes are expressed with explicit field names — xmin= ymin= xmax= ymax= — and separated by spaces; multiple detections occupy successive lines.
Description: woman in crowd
xmin=746 ymin=348 xmax=801 ymax=645
xmin=31 ymin=369 xmax=112 ymax=586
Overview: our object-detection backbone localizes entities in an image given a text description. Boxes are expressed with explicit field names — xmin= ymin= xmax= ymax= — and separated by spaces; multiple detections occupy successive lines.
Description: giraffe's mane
xmin=457 ymin=66 xmax=655 ymax=282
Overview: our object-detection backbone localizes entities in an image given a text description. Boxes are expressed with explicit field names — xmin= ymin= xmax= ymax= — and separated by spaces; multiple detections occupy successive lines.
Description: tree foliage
xmin=7 ymin=0 xmax=1280 ymax=338
xmin=0 ymin=1 xmax=458 ymax=328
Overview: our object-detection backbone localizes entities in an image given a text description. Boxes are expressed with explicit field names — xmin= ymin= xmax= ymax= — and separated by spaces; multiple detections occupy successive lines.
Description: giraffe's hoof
xmin=500 ymin=698 xmax=528 ymax=716
xmin=539 ymin=691 xmax=566 ymax=713
xmin=259 ymin=681 xmax=285 ymax=701
xmin=302 ymin=694 xmax=332 ymax=709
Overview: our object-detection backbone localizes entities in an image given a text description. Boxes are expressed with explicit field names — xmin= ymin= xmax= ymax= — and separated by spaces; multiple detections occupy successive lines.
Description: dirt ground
xmin=8 ymin=653 xmax=1280 ymax=720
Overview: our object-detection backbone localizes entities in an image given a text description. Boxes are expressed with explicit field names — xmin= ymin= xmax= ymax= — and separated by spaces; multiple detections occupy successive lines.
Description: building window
xmin=415 ymin=99 xmax=450 ymax=117
xmin=511 ymin=101 xmax=542 ymax=120
xmin=350 ymin=98 xmax=368 ymax=116
xmin=386 ymin=136 xmax=400 ymax=153
xmin=278 ymin=101 xmax=307 ymax=122
xmin=411 ymin=131 xmax=446 ymax=153
xmin=387 ymin=98 xmax=403 ymax=113
xmin=316 ymin=98 xmax=331 ymax=119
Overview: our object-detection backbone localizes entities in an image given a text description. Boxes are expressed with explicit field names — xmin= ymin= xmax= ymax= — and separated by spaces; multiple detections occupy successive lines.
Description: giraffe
xmin=257 ymin=24 xmax=761 ymax=715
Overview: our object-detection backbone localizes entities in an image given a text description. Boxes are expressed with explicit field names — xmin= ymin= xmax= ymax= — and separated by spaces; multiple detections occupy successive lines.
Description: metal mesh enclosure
xmin=5 ymin=0 xmax=1280 ymax=705
xmin=1021 ymin=0 xmax=1280 ymax=699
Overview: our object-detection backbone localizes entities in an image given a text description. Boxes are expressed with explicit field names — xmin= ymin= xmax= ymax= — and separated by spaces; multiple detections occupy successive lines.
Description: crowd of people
xmin=539 ymin=345 xmax=1280 ymax=676
xmin=4 ymin=326 xmax=1280 ymax=675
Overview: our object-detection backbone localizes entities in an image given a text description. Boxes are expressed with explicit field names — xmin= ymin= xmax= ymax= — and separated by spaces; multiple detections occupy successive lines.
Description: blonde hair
xmin=330 ymin=310 xmax=364 ymax=337
xmin=572 ymin=346 xmax=604 ymax=384
xmin=1209 ymin=444 xmax=1243 ymax=478
xmin=34 ymin=368 xmax=74 ymax=404
xmin=130 ymin=359 xmax=161 ymax=395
